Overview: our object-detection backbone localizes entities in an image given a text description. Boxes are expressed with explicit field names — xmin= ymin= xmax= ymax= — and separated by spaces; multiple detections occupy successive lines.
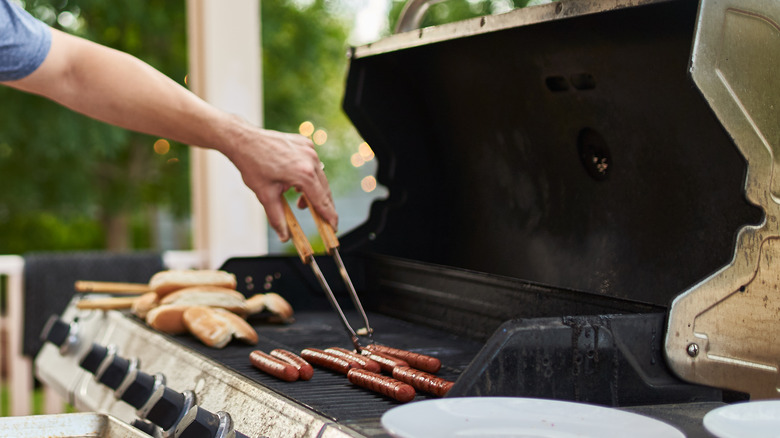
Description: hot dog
xmin=364 ymin=344 xmax=441 ymax=373
xmin=325 ymin=347 xmax=382 ymax=373
xmin=249 ymin=350 xmax=299 ymax=382
xmin=392 ymin=366 xmax=454 ymax=397
xmin=270 ymin=349 xmax=314 ymax=380
xmin=360 ymin=350 xmax=409 ymax=373
xmin=347 ymin=368 xmax=416 ymax=403
xmin=300 ymin=348 xmax=354 ymax=374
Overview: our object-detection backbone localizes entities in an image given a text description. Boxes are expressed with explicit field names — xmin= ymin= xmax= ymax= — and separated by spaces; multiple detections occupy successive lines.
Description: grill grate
xmin=163 ymin=310 xmax=482 ymax=424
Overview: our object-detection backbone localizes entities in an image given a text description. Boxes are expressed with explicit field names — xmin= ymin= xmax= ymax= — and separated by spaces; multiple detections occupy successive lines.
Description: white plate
xmin=381 ymin=397 xmax=685 ymax=438
xmin=704 ymin=400 xmax=780 ymax=438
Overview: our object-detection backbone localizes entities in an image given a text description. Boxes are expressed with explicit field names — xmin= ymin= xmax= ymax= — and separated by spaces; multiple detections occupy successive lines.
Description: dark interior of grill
xmin=340 ymin=0 xmax=762 ymax=307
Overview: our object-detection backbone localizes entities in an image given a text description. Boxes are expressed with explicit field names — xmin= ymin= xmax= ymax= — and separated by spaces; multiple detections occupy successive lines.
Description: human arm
xmin=3 ymin=28 xmax=337 ymax=241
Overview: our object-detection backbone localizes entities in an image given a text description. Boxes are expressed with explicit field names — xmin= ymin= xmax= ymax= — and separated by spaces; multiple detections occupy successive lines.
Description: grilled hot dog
xmin=392 ymin=366 xmax=454 ymax=397
xmin=364 ymin=344 xmax=441 ymax=373
xmin=270 ymin=349 xmax=314 ymax=380
xmin=249 ymin=350 xmax=299 ymax=382
xmin=347 ymin=368 xmax=416 ymax=403
xmin=325 ymin=347 xmax=382 ymax=373
xmin=361 ymin=350 xmax=409 ymax=373
xmin=301 ymin=348 xmax=355 ymax=374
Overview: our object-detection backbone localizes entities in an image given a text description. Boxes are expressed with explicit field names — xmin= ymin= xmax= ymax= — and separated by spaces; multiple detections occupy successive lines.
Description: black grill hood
xmin=339 ymin=0 xmax=762 ymax=307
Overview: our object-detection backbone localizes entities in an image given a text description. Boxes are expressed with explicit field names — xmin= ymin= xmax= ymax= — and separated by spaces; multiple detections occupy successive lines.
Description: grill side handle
xmin=394 ymin=0 xmax=446 ymax=33
xmin=665 ymin=0 xmax=780 ymax=400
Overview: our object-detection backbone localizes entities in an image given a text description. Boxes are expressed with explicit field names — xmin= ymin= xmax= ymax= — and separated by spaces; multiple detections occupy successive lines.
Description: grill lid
xmin=340 ymin=0 xmax=761 ymax=307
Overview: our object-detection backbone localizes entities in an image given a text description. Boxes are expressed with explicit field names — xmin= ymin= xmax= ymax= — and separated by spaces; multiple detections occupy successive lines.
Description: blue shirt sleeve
xmin=0 ymin=0 xmax=52 ymax=81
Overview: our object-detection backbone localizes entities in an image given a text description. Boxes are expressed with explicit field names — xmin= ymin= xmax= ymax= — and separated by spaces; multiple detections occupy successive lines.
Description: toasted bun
xmin=160 ymin=286 xmax=247 ymax=315
xmin=263 ymin=293 xmax=294 ymax=320
xmin=213 ymin=308 xmax=258 ymax=345
xmin=183 ymin=306 xmax=258 ymax=348
xmin=131 ymin=292 xmax=159 ymax=319
xmin=182 ymin=306 xmax=232 ymax=348
xmin=146 ymin=304 xmax=190 ymax=334
xmin=245 ymin=294 xmax=266 ymax=315
xmin=149 ymin=270 xmax=237 ymax=297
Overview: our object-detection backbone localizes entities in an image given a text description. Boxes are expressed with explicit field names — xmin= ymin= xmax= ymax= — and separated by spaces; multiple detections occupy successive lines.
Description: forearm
xmin=4 ymin=27 xmax=338 ymax=238
xmin=6 ymin=28 xmax=240 ymax=153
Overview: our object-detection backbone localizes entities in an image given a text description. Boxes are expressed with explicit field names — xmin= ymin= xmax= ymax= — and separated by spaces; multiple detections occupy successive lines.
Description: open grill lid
xmin=339 ymin=0 xmax=762 ymax=308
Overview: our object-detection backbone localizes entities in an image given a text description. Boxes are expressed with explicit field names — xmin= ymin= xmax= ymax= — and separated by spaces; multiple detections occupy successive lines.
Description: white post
xmin=1 ymin=255 xmax=32 ymax=416
xmin=187 ymin=0 xmax=268 ymax=270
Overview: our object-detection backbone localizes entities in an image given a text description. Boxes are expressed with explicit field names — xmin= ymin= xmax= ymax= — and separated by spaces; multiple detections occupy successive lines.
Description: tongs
xmin=282 ymin=196 xmax=374 ymax=351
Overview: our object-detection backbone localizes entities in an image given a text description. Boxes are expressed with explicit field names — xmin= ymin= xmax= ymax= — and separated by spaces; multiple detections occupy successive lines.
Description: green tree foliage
xmin=0 ymin=0 xmax=190 ymax=253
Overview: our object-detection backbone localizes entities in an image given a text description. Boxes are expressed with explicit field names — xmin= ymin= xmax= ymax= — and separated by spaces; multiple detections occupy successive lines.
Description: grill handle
xmin=395 ymin=0 xmax=446 ymax=33
xmin=282 ymin=198 xmax=315 ymax=264
xmin=303 ymin=195 xmax=339 ymax=254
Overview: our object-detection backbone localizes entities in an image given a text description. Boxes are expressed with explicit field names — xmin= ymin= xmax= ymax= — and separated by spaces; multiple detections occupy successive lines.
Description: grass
xmin=1 ymin=381 xmax=75 ymax=417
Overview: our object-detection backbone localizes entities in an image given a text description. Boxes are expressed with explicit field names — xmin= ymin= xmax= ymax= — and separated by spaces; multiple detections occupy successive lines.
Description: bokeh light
xmin=358 ymin=142 xmax=374 ymax=161
xmin=351 ymin=153 xmax=365 ymax=167
xmin=312 ymin=129 xmax=328 ymax=145
xmin=361 ymin=176 xmax=377 ymax=192
xmin=299 ymin=121 xmax=315 ymax=137
xmin=154 ymin=139 xmax=171 ymax=155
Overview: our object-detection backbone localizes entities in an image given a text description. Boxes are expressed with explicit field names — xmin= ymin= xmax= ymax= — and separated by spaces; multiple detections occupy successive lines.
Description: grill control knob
xmin=98 ymin=354 xmax=131 ymax=390
xmin=131 ymin=418 xmax=158 ymax=436
xmin=40 ymin=316 xmax=70 ymax=347
xmin=40 ymin=315 xmax=80 ymax=354
xmin=146 ymin=386 xmax=185 ymax=431
xmin=79 ymin=343 xmax=109 ymax=374
xmin=140 ymin=385 xmax=195 ymax=435
xmin=121 ymin=370 xmax=157 ymax=409
xmin=175 ymin=406 xmax=249 ymax=438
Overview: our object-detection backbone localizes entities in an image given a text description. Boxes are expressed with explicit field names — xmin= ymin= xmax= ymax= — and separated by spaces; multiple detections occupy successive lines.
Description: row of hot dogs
xmin=249 ymin=344 xmax=454 ymax=403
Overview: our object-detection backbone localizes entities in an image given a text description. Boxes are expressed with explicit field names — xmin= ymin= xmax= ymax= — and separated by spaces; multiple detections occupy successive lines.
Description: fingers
xmin=264 ymin=197 xmax=290 ymax=242
xmin=299 ymin=167 xmax=338 ymax=232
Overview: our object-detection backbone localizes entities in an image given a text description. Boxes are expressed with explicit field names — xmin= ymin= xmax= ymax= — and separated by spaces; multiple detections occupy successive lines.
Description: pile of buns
xmin=130 ymin=270 xmax=294 ymax=349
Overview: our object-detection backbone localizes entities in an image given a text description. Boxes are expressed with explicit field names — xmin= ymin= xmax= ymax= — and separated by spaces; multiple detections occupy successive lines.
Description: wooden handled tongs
xmin=282 ymin=196 xmax=374 ymax=351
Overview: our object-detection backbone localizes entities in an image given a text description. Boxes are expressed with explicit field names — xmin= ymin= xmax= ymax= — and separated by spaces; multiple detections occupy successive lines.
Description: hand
xmin=221 ymin=118 xmax=338 ymax=241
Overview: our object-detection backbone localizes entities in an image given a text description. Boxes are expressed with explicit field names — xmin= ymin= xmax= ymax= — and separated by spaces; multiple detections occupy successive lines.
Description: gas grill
xmin=31 ymin=0 xmax=780 ymax=437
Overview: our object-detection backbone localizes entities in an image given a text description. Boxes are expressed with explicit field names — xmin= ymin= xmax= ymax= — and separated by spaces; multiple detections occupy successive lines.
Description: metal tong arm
xmin=302 ymin=197 xmax=374 ymax=339
xmin=281 ymin=198 xmax=364 ymax=350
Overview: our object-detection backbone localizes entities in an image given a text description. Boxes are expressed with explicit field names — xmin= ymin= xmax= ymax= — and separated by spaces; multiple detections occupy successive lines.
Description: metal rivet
xmin=686 ymin=343 xmax=699 ymax=357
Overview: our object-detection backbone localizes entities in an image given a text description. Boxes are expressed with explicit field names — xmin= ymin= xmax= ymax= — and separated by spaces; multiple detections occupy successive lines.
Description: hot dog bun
xmin=160 ymin=286 xmax=247 ymax=315
xmin=148 ymin=270 xmax=237 ymax=297
xmin=131 ymin=292 xmax=159 ymax=319
xmin=245 ymin=293 xmax=266 ymax=314
xmin=183 ymin=306 xmax=258 ymax=348
xmin=263 ymin=292 xmax=294 ymax=320
xmin=146 ymin=304 xmax=190 ymax=334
